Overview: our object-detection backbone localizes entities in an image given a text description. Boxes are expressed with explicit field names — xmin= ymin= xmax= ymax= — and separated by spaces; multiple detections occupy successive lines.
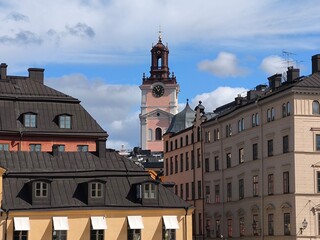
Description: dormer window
xmin=90 ymin=182 xmax=103 ymax=198
xmin=35 ymin=182 xmax=48 ymax=198
xmin=24 ymin=113 xmax=37 ymax=127
xmin=59 ymin=114 xmax=71 ymax=129
xmin=144 ymin=183 xmax=156 ymax=199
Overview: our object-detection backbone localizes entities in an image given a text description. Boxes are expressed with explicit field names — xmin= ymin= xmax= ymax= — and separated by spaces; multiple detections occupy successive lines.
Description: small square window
xmin=35 ymin=182 xmax=48 ymax=198
xmin=90 ymin=230 xmax=103 ymax=240
xmin=144 ymin=183 xmax=156 ymax=199
xmin=53 ymin=230 xmax=67 ymax=240
xmin=91 ymin=182 xmax=103 ymax=198
xmin=59 ymin=115 xmax=71 ymax=129
xmin=30 ymin=144 xmax=41 ymax=152
xmin=77 ymin=145 xmax=88 ymax=152
xmin=0 ymin=143 xmax=9 ymax=151
xmin=24 ymin=113 xmax=37 ymax=127
xmin=13 ymin=231 xmax=28 ymax=240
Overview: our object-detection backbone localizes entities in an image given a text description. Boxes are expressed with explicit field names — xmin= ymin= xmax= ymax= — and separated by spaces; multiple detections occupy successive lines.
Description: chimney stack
xmin=96 ymin=139 xmax=106 ymax=158
xmin=312 ymin=54 xmax=320 ymax=74
xmin=0 ymin=63 xmax=7 ymax=80
xmin=28 ymin=68 xmax=44 ymax=84
xmin=286 ymin=67 xmax=300 ymax=82
xmin=52 ymin=145 xmax=59 ymax=156
xmin=268 ymin=73 xmax=282 ymax=91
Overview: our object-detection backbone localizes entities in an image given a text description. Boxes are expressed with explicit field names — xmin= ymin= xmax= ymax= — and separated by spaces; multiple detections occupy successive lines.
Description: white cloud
xmin=46 ymin=74 xmax=140 ymax=150
xmin=198 ymin=52 xmax=248 ymax=77
xmin=188 ymin=86 xmax=249 ymax=112
xmin=260 ymin=55 xmax=298 ymax=75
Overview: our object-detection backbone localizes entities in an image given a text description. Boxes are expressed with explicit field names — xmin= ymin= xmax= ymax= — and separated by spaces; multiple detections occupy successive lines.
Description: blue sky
xmin=1 ymin=0 xmax=320 ymax=150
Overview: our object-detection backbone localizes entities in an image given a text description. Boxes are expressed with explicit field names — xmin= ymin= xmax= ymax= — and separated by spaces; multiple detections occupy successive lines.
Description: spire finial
xmin=158 ymin=25 xmax=162 ymax=42
xmin=187 ymin=98 xmax=189 ymax=103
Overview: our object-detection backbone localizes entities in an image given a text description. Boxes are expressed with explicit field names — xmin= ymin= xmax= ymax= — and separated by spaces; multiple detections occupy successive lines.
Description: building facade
xmin=139 ymin=36 xmax=179 ymax=152
xmin=0 ymin=63 xmax=107 ymax=153
xmin=202 ymin=54 xmax=320 ymax=239
xmin=163 ymin=102 xmax=208 ymax=239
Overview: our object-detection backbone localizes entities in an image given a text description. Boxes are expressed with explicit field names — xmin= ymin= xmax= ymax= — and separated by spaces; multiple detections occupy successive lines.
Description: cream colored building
xmin=202 ymin=54 xmax=320 ymax=239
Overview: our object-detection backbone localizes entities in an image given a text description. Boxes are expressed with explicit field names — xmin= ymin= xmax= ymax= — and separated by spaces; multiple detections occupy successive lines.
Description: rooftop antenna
xmin=282 ymin=50 xmax=296 ymax=68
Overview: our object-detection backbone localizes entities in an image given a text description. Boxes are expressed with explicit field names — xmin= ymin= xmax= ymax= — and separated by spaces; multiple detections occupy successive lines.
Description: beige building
xmin=202 ymin=54 xmax=320 ymax=239
xmin=163 ymin=102 xmax=208 ymax=239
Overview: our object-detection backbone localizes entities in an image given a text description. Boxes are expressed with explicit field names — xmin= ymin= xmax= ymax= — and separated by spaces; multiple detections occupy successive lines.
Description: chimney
xmin=268 ymin=73 xmax=282 ymax=91
xmin=52 ymin=145 xmax=59 ymax=156
xmin=312 ymin=54 xmax=320 ymax=74
xmin=0 ymin=63 xmax=7 ymax=80
xmin=286 ymin=67 xmax=300 ymax=82
xmin=235 ymin=94 xmax=243 ymax=105
xmin=28 ymin=68 xmax=45 ymax=84
xmin=96 ymin=139 xmax=106 ymax=158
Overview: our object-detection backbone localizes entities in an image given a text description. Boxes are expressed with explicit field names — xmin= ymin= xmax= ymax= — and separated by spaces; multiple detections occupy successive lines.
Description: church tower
xmin=139 ymin=34 xmax=179 ymax=152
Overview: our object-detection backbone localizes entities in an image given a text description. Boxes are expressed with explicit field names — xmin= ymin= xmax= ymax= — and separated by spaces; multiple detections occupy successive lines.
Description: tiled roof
xmin=1 ymin=151 xmax=190 ymax=211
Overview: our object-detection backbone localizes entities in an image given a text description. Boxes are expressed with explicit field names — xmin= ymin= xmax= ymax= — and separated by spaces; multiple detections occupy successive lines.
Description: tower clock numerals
xmin=152 ymin=85 xmax=165 ymax=97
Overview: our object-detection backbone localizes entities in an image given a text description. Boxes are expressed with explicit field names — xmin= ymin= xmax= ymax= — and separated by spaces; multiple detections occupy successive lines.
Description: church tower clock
xmin=139 ymin=34 xmax=179 ymax=152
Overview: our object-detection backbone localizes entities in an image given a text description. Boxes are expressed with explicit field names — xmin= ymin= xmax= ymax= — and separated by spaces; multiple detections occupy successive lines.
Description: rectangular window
xmin=191 ymin=150 xmax=195 ymax=169
xmin=268 ymin=174 xmax=274 ymax=195
xmin=283 ymin=135 xmax=289 ymax=153
xmin=162 ymin=228 xmax=176 ymax=240
xmin=144 ymin=183 xmax=156 ymax=199
xmin=253 ymin=175 xmax=259 ymax=197
xmin=198 ymin=180 xmax=202 ymax=199
xmin=283 ymin=171 xmax=289 ymax=194
xmin=90 ymin=230 xmax=103 ymax=240
xmin=180 ymin=154 xmax=184 ymax=172
xmin=317 ymin=172 xmax=320 ymax=192
xmin=215 ymin=220 xmax=221 ymax=238
xmin=175 ymin=156 xmax=178 ymax=173
xmin=14 ymin=231 xmax=28 ymax=240
xmin=226 ymin=153 xmax=231 ymax=168
xmin=205 ymin=185 xmax=210 ymax=203
xmin=253 ymin=215 xmax=259 ymax=236
xmin=91 ymin=182 xmax=103 ymax=198
xmin=205 ymin=158 xmax=209 ymax=172
xmin=0 ymin=143 xmax=9 ymax=151
xmin=77 ymin=145 xmax=88 ymax=152
xmin=59 ymin=115 xmax=71 ymax=129
xmin=268 ymin=139 xmax=273 ymax=157
xmin=268 ymin=214 xmax=274 ymax=236
xmin=192 ymin=182 xmax=195 ymax=199
xmin=185 ymin=152 xmax=189 ymax=171
xmin=227 ymin=182 xmax=232 ymax=202
xmin=53 ymin=230 xmax=67 ymax=240
xmin=180 ymin=184 xmax=183 ymax=200
xmin=24 ymin=113 xmax=36 ymax=127
xmin=186 ymin=183 xmax=189 ymax=200
xmin=284 ymin=213 xmax=290 ymax=235
xmin=165 ymin=159 xmax=168 ymax=176
xmin=197 ymin=148 xmax=201 ymax=168
xmin=170 ymin=157 xmax=173 ymax=175
xmin=174 ymin=185 xmax=178 ymax=195
xmin=239 ymin=148 xmax=244 ymax=164
xmin=318 ymin=213 xmax=320 ymax=235
xmin=252 ymin=143 xmax=258 ymax=160
xmin=227 ymin=219 xmax=232 ymax=238
xmin=215 ymin=184 xmax=220 ymax=203
xmin=165 ymin=141 xmax=169 ymax=152
xmin=214 ymin=156 xmax=219 ymax=171
xmin=316 ymin=134 xmax=320 ymax=151
xmin=239 ymin=217 xmax=245 ymax=237
xmin=239 ymin=179 xmax=244 ymax=200
xmin=29 ymin=144 xmax=41 ymax=152
xmin=128 ymin=229 xmax=141 ymax=240
xmin=199 ymin=213 xmax=203 ymax=235
xmin=35 ymin=182 xmax=48 ymax=198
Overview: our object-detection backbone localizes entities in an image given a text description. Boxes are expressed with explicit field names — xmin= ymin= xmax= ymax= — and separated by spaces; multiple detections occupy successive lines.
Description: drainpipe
xmin=192 ymin=126 xmax=196 ymax=237
xmin=255 ymin=98 xmax=264 ymax=239
xmin=184 ymin=206 xmax=189 ymax=240
xmin=19 ymin=131 xmax=23 ymax=151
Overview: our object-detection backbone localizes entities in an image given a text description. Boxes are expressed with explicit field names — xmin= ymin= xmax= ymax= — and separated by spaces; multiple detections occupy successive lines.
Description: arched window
xmin=197 ymin=126 xmax=201 ymax=141
xmin=271 ymin=108 xmax=275 ymax=121
xmin=148 ymin=129 xmax=153 ymax=141
xmin=157 ymin=57 xmax=162 ymax=69
xmin=286 ymin=102 xmax=291 ymax=116
xmin=282 ymin=103 xmax=287 ymax=117
xmin=252 ymin=114 xmax=256 ymax=127
xmin=267 ymin=109 xmax=271 ymax=122
xmin=238 ymin=120 xmax=242 ymax=132
xmin=313 ymin=100 xmax=320 ymax=114
xmin=155 ymin=128 xmax=162 ymax=140
xmin=255 ymin=113 xmax=259 ymax=126
xmin=241 ymin=118 xmax=245 ymax=131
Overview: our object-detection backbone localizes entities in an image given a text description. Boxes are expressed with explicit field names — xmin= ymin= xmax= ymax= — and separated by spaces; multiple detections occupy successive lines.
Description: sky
xmin=1 ymin=0 xmax=320 ymax=150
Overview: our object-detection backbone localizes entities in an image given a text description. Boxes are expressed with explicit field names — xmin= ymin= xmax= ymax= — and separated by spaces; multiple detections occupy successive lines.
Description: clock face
xmin=152 ymin=85 xmax=165 ymax=97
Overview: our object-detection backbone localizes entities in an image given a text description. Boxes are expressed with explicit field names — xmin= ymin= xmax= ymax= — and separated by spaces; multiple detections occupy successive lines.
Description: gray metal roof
xmin=0 ymin=75 xmax=107 ymax=137
xmin=1 ymin=151 xmax=190 ymax=211
xmin=166 ymin=102 xmax=195 ymax=134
